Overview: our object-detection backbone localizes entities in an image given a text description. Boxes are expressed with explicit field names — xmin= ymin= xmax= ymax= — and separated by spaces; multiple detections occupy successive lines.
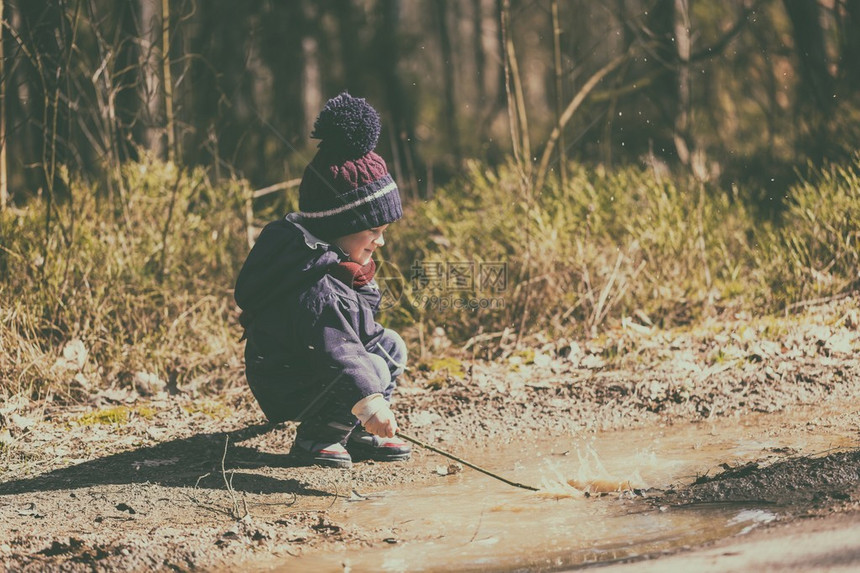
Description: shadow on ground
xmin=0 ymin=424 xmax=333 ymax=498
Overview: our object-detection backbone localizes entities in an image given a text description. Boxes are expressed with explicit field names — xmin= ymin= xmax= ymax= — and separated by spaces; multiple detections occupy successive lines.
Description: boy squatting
xmin=233 ymin=93 xmax=411 ymax=468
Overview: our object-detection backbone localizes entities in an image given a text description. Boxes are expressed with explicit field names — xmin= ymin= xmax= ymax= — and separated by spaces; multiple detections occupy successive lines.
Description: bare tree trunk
xmin=644 ymin=0 xmax=693 ymax=165
xmin=783 ymin=0 xmax=833 ymax=112
xmin=551 ymin=0 xmax=566 ymax=189
xmin=436 ymin=0 xmax=461 ymax=161
xmin=475 ymin=0 xmax=503 ymax=150
xmin=644 ymin=0 xmax=678 ymax=160
xmin=139 ymin=0 xmax=164 ymax=158
xmin=377 ymin=0 xmax=419 ymax=197
xmin=839 ymin=0 xmax=860 ymax=88
xmin=335 ymin=1 xmax=362 ymax=90
xmin=500 ymin=0 xmax=531 ymax=180
xmin=672 ymin=0 xmax=692 ymax=165
xmin=601 ymin=0 xmax=634 ymax=166
xmin=301 ymin=2 xmax=321 ymax=138
xmin=783 ymin=0 xmax=835 ymax=159
xmin=0 ymin=0 xmax=6 ymax=210
xmin=161 ymin=0 xmax=175 ymax=162
xmin=87 ymin=1 xmax=133 ymax=212
xmin=471 ymin=0 xmax=486 ymax=104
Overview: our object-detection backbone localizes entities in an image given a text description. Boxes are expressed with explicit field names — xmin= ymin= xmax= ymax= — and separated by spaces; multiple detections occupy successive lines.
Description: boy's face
xmin=334 ymin=224 xmax=388 ymax=265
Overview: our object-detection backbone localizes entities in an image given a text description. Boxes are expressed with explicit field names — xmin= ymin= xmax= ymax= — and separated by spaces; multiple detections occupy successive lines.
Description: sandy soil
xmin=1 ymin=297 xmax=859 ymax=572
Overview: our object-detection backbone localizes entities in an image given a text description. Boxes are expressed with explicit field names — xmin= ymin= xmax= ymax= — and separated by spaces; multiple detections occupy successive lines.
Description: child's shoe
xmin=290 ymin=438 xmax=353 ymax=468
xmin=347 ymin=429 xmax=412 ymax=462
xmin=291 ymin=421 xmax=354 ymax=468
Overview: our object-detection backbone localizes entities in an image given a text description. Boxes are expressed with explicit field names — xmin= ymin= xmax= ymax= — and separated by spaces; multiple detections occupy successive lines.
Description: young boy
xmin=234 ymin=93 xmax=411 ymax=468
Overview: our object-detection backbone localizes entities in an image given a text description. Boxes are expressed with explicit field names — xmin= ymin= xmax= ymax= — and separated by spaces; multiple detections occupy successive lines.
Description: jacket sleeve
xmin=356 ymin=281 xmax=382 ymax=315
xmin=302 ymin=292 xmax=382 ymax=405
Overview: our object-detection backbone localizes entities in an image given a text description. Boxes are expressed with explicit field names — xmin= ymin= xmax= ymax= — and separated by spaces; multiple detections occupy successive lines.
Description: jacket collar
xmin=286 ymin=213 xmax=335 ymax=252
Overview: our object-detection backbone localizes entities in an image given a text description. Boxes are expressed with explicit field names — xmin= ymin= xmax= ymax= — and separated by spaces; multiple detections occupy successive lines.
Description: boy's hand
xmin=364 ymin=406 xmax=397 ymax=438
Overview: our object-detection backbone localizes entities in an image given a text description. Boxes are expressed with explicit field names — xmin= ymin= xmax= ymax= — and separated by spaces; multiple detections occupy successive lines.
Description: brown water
xmin=277 ymin=405 xmax=857 ymax=572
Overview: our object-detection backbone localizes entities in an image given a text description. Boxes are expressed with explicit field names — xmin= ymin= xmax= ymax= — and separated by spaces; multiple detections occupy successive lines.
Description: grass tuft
xmin=78 ymin=407 xmax=130 ymax=426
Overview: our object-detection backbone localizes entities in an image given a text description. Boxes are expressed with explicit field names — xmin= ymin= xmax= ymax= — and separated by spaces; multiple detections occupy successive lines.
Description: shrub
xmin=0 ymin=154 xmax=249 ymax=401
xmin=1 ymin=152 xmax=857 ymax=399
xmin=753 ymin=154 xmax=860 ymax=307
xmin=382 ymin=159 xmax=755 ymax=347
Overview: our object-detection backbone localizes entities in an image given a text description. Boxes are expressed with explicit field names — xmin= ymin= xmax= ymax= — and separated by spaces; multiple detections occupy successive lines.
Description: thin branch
xmin=252 ymin=178 xmax=301 ymax=199
xmin=689 ymin=0 xmax=764 ymax=63
xmin=533 ymin=53 xmax=628 ymax=195
xmin=468 ymin=509 xmax=485 ymax=543
xmin=157 ymin=169 xmax=184 ymax=284
xmin=220 ymin=435 xmax=247 ymax=520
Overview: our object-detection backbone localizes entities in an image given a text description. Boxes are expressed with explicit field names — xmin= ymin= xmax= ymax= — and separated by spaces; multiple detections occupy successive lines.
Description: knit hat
xmin=297 ymin=92 xmax=402 ymax=241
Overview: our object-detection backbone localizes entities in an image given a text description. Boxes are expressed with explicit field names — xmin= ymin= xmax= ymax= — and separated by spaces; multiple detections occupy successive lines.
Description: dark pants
xmin=245 ymin=328 xmax=407 ymax=440
xmin=297 ymin=328 xmax=407 ymax=440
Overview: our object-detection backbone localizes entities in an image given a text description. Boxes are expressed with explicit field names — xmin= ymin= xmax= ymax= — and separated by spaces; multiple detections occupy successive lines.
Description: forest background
xmin=0 ymin=0 xmax=858 ymax=402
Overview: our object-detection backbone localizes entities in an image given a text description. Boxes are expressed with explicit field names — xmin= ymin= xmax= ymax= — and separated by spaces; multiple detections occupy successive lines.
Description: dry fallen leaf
xmin=54 ymin=339 xmax=89 ymax=371
xmin=134 ymin=371 xmax=167 ymax=396
xmin=8 ymin=414 xmax=37 ymax=431
xmin=16 ymin=503 xmax=45 ymax=518
xmin=146 ymin=427 xmax=167 ymax=441
xmin=0 ymin=395 xmax=29 ymax=416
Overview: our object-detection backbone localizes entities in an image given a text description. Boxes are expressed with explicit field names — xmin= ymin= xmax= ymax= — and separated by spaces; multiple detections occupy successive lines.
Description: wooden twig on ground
xmin=187 ymin=439 xmax=251 ymax=520
xmin=786 ymin=291 xmax=856 ymax=313
xmin=398 ymin=431 xmax=538 ymax=491
xmin=327 ymin=479 xmax=339 ymax=509
xmin=194 ymin=472 xmax=211 ymax=489
xmin=469 ymin=509 xmax=485 ymax=543
xmin=220 ymin=436 xmax=248 ymax=520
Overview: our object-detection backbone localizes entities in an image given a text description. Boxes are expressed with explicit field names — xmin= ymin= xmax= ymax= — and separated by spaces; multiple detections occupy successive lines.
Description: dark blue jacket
xmin=234 ymin=215 xmax=385 ymax=422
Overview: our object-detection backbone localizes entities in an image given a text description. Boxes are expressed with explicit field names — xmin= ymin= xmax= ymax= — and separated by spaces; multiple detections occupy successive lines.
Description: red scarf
xmin=331 ymin=259 xmax=376 ymax=288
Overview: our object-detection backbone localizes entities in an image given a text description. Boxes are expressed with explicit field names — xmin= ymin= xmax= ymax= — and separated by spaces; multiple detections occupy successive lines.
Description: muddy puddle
xmin=263 ymin=403 xmax=858 ymax=572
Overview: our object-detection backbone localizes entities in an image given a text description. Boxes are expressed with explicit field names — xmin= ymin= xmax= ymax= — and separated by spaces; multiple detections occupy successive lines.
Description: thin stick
xmin=533 ymin=53 xmax=628 ymax=195
xmin=221 ymin=436 xmax=247 ymax=520
xmin=469 ymin=509 xmax=485 ymax=543
xmin=398 ymin=431 xmax=538 ymax=491
xmin=252 ymin=178 xmax=302 ymax=199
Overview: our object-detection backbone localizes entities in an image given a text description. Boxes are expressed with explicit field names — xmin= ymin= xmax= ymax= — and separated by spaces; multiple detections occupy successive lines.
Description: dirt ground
xmin=1 ymin=297 xmax=859 ymax=572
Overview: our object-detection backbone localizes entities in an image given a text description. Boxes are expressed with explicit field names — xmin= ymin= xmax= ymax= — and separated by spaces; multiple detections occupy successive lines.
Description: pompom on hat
xmin=297 ymin=92 xmax=402 ymax=241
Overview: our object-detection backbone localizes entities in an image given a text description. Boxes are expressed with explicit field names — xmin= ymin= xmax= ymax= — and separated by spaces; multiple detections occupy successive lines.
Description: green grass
xmin=382 ymin=154 xmax=859 ymax=347
xmin=0 ymin=151 xmax=858 ymax=401
xmin=77 ymin=407 xmax=131 ymax=426
xmin=751 ymin=159 xmax=860 ymax=307
xmin=0 ymin=153 xmax=249 ymax=402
